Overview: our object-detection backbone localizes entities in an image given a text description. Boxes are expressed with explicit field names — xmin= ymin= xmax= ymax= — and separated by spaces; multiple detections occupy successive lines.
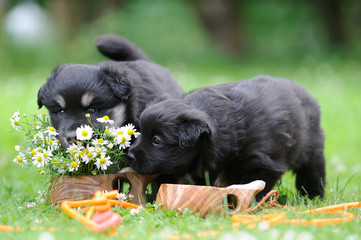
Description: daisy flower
xmin=33 ymin=121 xmax=41 ymax=130
xmin=76 ymin=125 xmax=93 ymax=141
xmin=96 ymin=115 xmax=114 ymax=125
xmin=67 ymin=144 xmax=83 ymax=157
xmin=52 ymin=158 xmax=66 ymax=173
xmin=68 ymin=159 xmax=80 ymax=172
xmin=92 ymin=138 xmax=109 ymax=146
xmin=104 ymin=127 xmax=110 ymax=134
xmin=32 ymin=132 xmax=45 ymax=146
xmin=114 ymin=134 xmax=131 ymax=150
xmin=13 ymin=152 xmax=27 ymax=166
xmin=111 ymin=127 xmax=125 ymax=136
xmin=80 ymin=146 xmax=95 ymax=164
xmin=93 ymin=146 xmax=107 ymax=156
xmin=122 ymin=123 xmax=138 ymax=137
xmin=42 ymin=148 xmax=53 ymax=161
xmin=95 ymin=154 xmax=112 ymax=170
xmin=15 ymin=145 xmax=21 ymax=151
xmin=130 ymin=207 xmax=142 ymax=215
xmin=10 ymin=111 xmax=22 ymax=131
xmin=32 ymin=152 xmax=47 ymax=168
xmin=45 ymin=137 xmax=60 ymax=150
xmin=116 ymin=192 xmax=127 ymax=201
xmin=44 ymin=126 xmax=58 ymax=136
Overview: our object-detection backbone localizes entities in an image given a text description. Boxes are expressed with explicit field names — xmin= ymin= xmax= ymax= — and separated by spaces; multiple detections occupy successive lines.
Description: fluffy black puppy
xmin=37 ymin=34 xmax=183 ymax=147
xmin=129 ymin=76 xmax=326 ymax=199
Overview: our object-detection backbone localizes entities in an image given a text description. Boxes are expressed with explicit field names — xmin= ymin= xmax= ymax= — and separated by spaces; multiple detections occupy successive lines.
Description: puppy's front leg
xmin=294 ymin=151 xmax=326 ymax=199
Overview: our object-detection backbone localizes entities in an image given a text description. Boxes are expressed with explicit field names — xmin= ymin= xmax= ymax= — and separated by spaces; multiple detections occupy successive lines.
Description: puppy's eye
xmin=87 ymin=108 xmax=97 ymax=114
xmin=57 ymin=109 xmax=65 ymax=116
xmin=151 ymin=136 xmax=161 ymax=147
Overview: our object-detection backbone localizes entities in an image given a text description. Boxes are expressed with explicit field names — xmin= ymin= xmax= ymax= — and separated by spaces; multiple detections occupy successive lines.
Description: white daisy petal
xmin=76 ymin=125 xmax=93 ymax=141
xmin=68 ymin=160 xmax=80 ymax=172
xmin=95 ymin=154 xmax=112 ymax=170
xmin=96 ymin=115 xmax=114 ymax=125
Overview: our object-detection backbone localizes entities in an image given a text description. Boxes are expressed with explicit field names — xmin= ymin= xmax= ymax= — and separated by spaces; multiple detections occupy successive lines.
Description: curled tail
xmin=96 ymin=34 xmax=149 ymax=61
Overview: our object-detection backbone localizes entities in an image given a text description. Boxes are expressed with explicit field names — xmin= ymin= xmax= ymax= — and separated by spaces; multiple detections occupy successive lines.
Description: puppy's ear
xmin=179 ymin=115 xmax=218 ymax=178
xmin=179 ymin=119 xmax=211 ymax=148
xmin=37 ymin=65 xmax=62 ymax=109
xmin=37 ymin=86 xmax=44 ymax=109
xmin=100 ymin=67 xmax=131 ymax=100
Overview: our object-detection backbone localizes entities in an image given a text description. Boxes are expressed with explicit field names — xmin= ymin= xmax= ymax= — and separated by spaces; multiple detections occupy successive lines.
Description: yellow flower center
xmin=37 ymin=156 xmax=43 ymax=162
xmin=47 ymin=139 xmax=53 ymax=145
xmin=104 ymin=129 xmax=110 ymax=134
xmin=17 ymin=157 xmax=23 ymax=162
xmin=103 ymin=116 xmax=110 ymax=121
xmin=97 ymin=138 xmax=103 ymax=144
xmin=49 ymin=126 xmax=55 ymax=132
xmin=38 ymin=169 xmax=41 ymax=172
xmin=44 ymin=152 xmax=48 ymax=157
xmin=83 ymin=148 xmax=89 ymax=154
xmin=14 ymin=121 xmax=20 ymax=126
xmin=100 ymin=158 xmax=106 ymax=164
xmin=95 ymin=147 xmax=101 ymax=154
xmin=40 ymin=171 xmax=45 ymax=175
xmin=87 ymin=152 xmax=93 ymax=158
xmin=128 ymin=129 xmax=134 ymax=135
xmin=33 ymin=122 xmax=38 ymax=127
xmin=31 ymin=150 xmax=36 ymax=156
xmin=82 ymin=130 xmax=88 ymax=137
xmin=85 ymin=113 xmax=90 ymax=118
xmin=41 ymin=114 xmax=46 ymax=118
xmin=117 ymin=131 xmax=123 ymax=135
xmin=121 ymin=137 xmax=127 ymax=144
xmin=70 ymin=149 xmax=76 ymax=155
xmin=71 ymin=161 xmax=78 ymax=168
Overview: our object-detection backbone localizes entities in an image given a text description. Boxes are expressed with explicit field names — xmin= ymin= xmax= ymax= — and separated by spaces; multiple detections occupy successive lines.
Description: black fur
xmin=38 ymin=35 xmax=183 ymax=148
xmin=129 ymin=76 xmax=326 ymax=199
xmin=96 ymin=34 xmax=149 ymax=61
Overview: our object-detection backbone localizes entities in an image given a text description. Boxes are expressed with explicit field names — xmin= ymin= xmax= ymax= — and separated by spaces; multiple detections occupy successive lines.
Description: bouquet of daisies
xmin=10 ymin=111 xmax=140 ymax=178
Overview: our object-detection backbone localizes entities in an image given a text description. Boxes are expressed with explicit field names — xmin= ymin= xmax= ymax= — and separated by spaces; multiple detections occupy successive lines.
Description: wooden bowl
xmin=48 ymin=167 xmax=158 ymax=205
xmin=156 ymin=181 xmax=265 ymax=218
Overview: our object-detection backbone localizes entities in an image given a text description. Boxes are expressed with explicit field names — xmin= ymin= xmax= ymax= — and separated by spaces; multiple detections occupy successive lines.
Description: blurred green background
xmin=0 ymin=0 xmax=360 ymax=195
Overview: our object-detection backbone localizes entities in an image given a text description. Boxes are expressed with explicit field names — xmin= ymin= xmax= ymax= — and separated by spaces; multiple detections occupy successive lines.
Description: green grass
xmin=1 ymin=58 xmax=360 ymax=239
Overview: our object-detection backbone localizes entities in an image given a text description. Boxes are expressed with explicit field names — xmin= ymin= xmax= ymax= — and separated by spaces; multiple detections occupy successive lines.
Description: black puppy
xmin=129 ymin=76 xmax=326 ymax=199
xmin=38 ymin=34 xmax=183 ymax=147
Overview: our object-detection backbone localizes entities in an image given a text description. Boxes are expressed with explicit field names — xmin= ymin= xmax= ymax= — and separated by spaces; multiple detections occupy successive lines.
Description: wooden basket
xmin=48 ymin=167 xmax=158 ymax=205
xmin=156 ymin=181 xmax=265 ymax=218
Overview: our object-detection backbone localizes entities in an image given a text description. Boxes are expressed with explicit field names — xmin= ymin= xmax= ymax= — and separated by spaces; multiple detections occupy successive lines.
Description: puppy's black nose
xmin=67 ymin=136 xmax=77 ymax=144
xmin=127 ymin=152 xmax=136 ymax=161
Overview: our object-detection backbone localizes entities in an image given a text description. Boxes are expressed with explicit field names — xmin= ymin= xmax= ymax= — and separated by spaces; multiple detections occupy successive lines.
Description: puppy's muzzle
xmin=59 ymin=133 xmax=77 ymax=148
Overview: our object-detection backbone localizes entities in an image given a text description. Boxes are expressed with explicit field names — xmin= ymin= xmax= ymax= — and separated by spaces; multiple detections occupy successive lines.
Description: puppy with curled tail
xmin=129 ymin=76 xmax=326 ymax=200
xmin=37 ymin=34 xmax=183 ymax=148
